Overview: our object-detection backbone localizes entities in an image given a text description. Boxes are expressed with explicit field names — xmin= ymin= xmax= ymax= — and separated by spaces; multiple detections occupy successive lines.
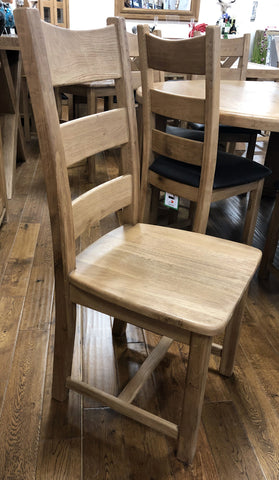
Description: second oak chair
xmin=138 ymin=25 xmax=271 ymax=244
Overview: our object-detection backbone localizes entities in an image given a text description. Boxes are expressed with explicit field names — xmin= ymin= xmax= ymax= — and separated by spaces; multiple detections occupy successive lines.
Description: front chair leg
xmin=219 ymin=292 xmax=247 ymax=377
xmin=177 ymin=332 xmax=212 ymax=464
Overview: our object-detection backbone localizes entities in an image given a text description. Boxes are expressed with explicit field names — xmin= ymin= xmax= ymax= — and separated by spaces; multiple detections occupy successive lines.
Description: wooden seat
xmin=138 ymin=26 xmax=271 ymax=244
xmin=258 ymin=184 xmax=279 ymax=279
xmin=15 ymin=10 xmax=262 ymax=465
xmin=189 ymin=34 xmax=260 ymax=160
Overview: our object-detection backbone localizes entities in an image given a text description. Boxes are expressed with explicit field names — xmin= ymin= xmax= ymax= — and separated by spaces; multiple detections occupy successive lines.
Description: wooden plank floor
xmin=0 ymin=138 xmax=278 ymax=479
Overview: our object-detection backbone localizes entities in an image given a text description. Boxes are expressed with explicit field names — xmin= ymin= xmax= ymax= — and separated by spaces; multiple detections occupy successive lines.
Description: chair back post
xmin=195 ymin=26 xmax=221 ymax=232
xmin=14 ymin=7 xmax=76 ymax=277
xmin=107 ymin=17 xmax=140 ymax=225
xmin=137 ymin=23 xmax=157 ymax=221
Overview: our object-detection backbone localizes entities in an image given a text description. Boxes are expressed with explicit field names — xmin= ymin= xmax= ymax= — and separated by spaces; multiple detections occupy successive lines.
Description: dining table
xmin=246 ymin=62 xmax=279 ymax=81
xmin=0 ymin=34 xmax=26 ymax=200
xmin=136 ymin=79 xmax=279 ymax=196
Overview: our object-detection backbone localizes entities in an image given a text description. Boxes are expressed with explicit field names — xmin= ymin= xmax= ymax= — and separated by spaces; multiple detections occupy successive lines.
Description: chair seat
xmin=69 ymin=223 xmax=261 ymax=337
xmin=188 ymin=122 xmax=260 ymax=136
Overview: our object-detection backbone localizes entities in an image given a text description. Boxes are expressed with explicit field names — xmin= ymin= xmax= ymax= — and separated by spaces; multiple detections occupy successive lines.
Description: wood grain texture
xmin=0 ymin=330 xmax=49 ymax=480
xmin=70 ymin=224 xmax=261 ymax=336
xmin=202 ymin=401 xmax=265 ymax=479
xmin=1 ymin=222 xmax=40 ymax=297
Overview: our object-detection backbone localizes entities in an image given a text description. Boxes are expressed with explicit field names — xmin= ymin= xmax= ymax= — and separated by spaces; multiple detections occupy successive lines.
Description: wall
xmin=69 ymin=0 xmax=278 ymax=39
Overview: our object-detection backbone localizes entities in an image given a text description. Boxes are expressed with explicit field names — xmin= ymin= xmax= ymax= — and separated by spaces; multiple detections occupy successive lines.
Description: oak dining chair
xmin=138 ymin=25 xmax=271 ymax=244
xmin=15 ymin=9 xmax=262 ymax=465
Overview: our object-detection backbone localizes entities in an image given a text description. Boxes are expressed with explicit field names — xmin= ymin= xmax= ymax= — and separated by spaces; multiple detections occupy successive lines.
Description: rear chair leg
xmin=52 ymin=296 xmax=77 ymax=402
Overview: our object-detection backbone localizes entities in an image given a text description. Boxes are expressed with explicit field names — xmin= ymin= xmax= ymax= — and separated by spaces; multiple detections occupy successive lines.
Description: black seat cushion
xmin=150 ymin=152 xmax=271 ymax=189
xmin=150 ymin=125 xmax=271 ymax=189
xmin=187 ymin=122 xmax=260 ymax=136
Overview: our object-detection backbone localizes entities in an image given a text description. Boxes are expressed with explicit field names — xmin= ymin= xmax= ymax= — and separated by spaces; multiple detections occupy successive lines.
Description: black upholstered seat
xmin=153 ymin=125 xmax=270 ymax=189
xmin=150 ymin=151 xmax=271 ymax=190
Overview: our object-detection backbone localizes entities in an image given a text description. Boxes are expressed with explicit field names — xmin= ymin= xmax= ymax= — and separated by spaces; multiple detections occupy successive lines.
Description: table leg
xmin=263 ymin=132 xmax=279 ymax=197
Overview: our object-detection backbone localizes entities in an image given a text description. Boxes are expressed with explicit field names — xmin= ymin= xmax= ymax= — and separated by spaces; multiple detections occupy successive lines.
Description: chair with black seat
xmin=258 ymin=182 xmax=279 ymax=279
xmin=189 ymin=34 xmax=261 ymax=160
xmin=15 ymin=9 xmax=262 ymax=465
xmin=138 ymin=25 xmax=271 ymax=244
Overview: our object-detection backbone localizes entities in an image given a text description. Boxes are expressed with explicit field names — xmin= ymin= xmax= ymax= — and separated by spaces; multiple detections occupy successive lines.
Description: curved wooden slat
xmin=72 ymin=175 xmax=132 ymax=239
xmin=61 ymin=108 xmax=129 ymax=167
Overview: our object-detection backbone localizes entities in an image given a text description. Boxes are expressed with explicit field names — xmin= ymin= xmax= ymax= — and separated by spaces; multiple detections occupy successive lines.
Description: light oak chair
xmin=258 ymin=184 xmax=279 ymax=279
xmin=15 ymin=9 xmax=262 ymax=464
xmin=189 ymin=34 xmax=261 ymax=160
xmin=138 ymin=25 xmax=271 ymax=245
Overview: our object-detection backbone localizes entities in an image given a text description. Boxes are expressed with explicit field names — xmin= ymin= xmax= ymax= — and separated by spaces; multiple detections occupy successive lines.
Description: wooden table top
xmin=0 ymin=35 xmax=19 ymax=50
xmin=247 ymin=62 xmax=279 ymax=80
xmin=136 ymin=80 xmax=279 ymax=132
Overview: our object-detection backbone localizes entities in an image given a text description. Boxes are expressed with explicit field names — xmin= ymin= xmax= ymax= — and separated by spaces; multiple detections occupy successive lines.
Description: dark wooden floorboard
xmin=0 ymin=139 xmax=278 ymax=479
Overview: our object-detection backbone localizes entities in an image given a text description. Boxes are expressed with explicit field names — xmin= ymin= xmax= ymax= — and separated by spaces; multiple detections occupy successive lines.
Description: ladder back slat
xmin=72 ymin=175 xmax=133 ymax=239
xmin=61 ymin=109 xmax=129 ymax=168
xmin=152 ymin=129 xmax=203 ymax=166
xmin=146 ymin=34 xmax=206 ymax=75
xmin=151 ymin=90 xmax=205 ymax=124
xmin=41 ymin=22 xmax=122 ymax=86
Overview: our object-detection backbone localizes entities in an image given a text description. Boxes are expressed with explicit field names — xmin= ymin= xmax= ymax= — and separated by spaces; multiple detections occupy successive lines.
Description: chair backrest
xmin=137 ymin=24 xmax=221 ymax=218
xmin=220 ymin=34 xmax=250 ymax=80
xmin=15 ymin=9 xmax=140 ymax=279
xmin=189 ymin=33 xmax=250 ymax=81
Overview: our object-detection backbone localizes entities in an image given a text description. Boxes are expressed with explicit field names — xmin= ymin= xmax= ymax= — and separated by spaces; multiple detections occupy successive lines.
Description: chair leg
xmin=52 ymin=294 xmax=77 ymax=402
xmin=177 ymin=332 xmax=212 ymax=464
xmin=242 ymin=179 xmax=264 ymax=245
xmin=219 ymin=292 xmax=246 ymax=377
xmin=246 ymin=133 xmax=258 ymax=161
xmin=150 ymin=186 xmax=160 ymax=224
xmin=112 ymin=318 xmax=127 ymax=337
xmin=226 ymin=141 xmax=236 ymax=154
xmin=258 ymin=191 xmax=279 ymax=279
